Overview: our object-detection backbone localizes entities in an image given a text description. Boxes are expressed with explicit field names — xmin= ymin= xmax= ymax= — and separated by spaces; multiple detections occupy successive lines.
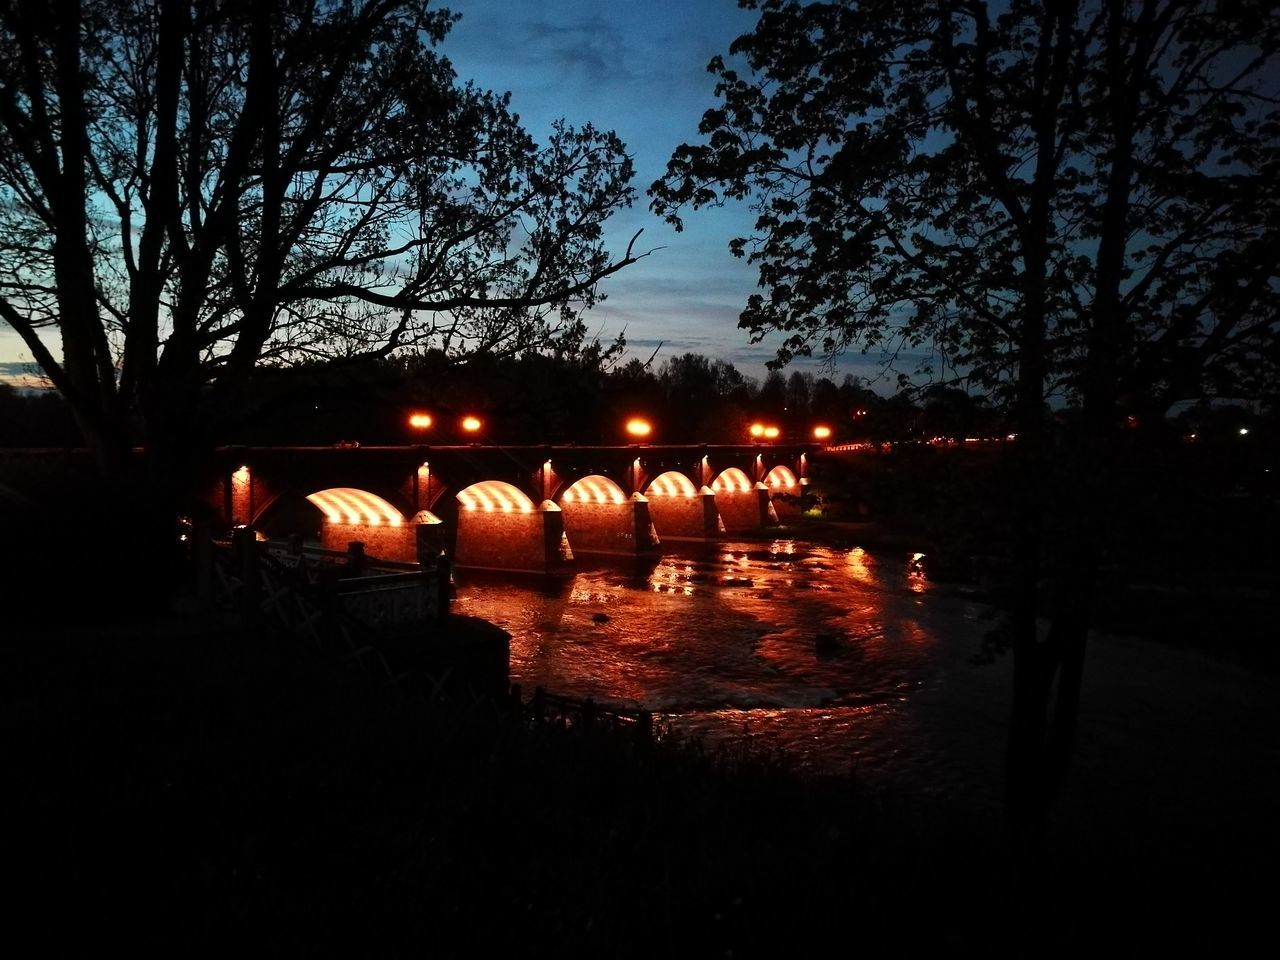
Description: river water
xmin=453 ymin=530 xmax=1280 ymax=877
xmin=451 ymin=537 xmax=1014 ymax=811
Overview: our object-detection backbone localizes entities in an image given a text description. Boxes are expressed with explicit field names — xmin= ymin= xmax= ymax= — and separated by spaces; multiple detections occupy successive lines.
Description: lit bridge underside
xmin=215 ymin=443 xmax=822 ymax=573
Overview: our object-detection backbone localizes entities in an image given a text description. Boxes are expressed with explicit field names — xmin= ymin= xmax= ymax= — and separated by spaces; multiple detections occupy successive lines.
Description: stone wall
xmin=560 ymin=495 xmax=661 ymax=557
xmin=454 ymin=504 xmax=569 ymax=573
xmin=647 ymin=490 xmax=721 ymax=542
xmin=715 ymin=486 xmax=771 ymax=533
xmin=320 ymin=521 xmax=417 ymax=563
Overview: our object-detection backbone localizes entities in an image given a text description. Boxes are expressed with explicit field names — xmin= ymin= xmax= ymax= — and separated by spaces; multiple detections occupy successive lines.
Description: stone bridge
xmin=209 ymin=443 xmax=819 ymax=574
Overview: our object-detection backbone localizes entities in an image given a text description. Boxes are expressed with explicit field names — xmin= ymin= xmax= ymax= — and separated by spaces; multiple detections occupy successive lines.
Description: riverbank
xmin=774 ymin=446 xmax=1280 ymax=676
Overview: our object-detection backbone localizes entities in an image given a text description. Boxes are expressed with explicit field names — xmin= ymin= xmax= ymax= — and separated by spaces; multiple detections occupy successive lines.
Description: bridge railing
xmin=255 ymin=536 xmax=452 ymax=625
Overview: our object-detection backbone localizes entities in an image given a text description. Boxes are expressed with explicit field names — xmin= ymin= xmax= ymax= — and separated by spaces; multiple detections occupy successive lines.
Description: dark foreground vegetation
xmin=4 ymin=588 xmax=1269 ymax=957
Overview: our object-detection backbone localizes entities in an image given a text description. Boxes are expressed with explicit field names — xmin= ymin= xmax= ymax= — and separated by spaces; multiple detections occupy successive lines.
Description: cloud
xmin=0 ymin=360 xmax=51 ymax=391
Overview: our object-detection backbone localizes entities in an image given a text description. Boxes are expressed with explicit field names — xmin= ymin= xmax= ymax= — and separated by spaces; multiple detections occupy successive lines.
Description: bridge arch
xmin=711 ymin=466 xmax=754 ymax=493
xmin=763 ymin=464 xmax=805 ymax=519
xmin=763 ymin=465 xmax=799 ymax=492
xmin=306 ymin=487 xmax=406 ymax=525
xmin=557 ymin=475 xmax=659 ymax=557
xmin=252 ymin=485 xmax=434 ymax=563
xmin=453 ymin=481 xmax=569 ymax=573
xmin=456 ymin=480 xmax=536 ymax=514
xmin=644 ymin=470 xmax=699 ymax=499
xmin=561 ymin=474 xmax=627 ymax=505
xmin=711 ymin=466 xmax=768 ymax=532
xmin=643 ymin=470 xmax=719 ymax=541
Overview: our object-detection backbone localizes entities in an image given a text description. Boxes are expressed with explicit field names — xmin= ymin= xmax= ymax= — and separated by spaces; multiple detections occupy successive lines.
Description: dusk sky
xmin=0 ymin=0 xmax=915 ymax=392
xmin=441 ymin=0 xmax=909 ymax=388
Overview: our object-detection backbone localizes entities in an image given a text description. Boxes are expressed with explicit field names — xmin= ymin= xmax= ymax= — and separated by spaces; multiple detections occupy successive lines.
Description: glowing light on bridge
xmin=645 ymin=471 xmax=698 ymax=498
xmin=407 ymin=412 xmax=433 ymax=430
xmin=562 ymin=475 xmax=627 ymax=505
xmin=712 ymin=467 xmax=754 ymax=494
xmin=763 ymin=426 xmax=781 ymax=440
xmin=457 ymin=480 xmax=534 ymax=514
xmin=749 ymin=423 xmax=765 ymax=438
xmin=461 ymin=416 xmax=483 ymax=434
xmin=306 ymin=488 xmax=404 ymax=526
xmin=765 ymin=466 xmax=798 ymax=490
xmin=625 ymin=418 xmax=652 ymax=439
xmin=813 ymin=425 xmax=831 ymax=441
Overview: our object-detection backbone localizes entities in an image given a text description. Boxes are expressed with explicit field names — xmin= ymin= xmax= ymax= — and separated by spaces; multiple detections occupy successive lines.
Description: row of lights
xmin=408 ymin=412 xmax=483 ymax=434
xmin=408 ymin=412 xmax=834 ymax=443
xmin=752 ymin=422 xmax=832 ymax=442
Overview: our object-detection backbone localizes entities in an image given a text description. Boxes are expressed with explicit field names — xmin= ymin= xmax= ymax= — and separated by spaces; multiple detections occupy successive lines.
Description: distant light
xmin=407 ymin=412 xmax=433 ymax=430
xmin=749 ymin=423 xmax=765 ymax=438
xmin=1239 ymin=427 xmax=1249 ymax=436
xmin=763 ymin=426 xmax=780 ymax=440
xmin=813 ymin=425 xmax=832 ymax=441
xmin=461 ymin=416 xmax=482 ymax=433
xmin=625 ymin=417 xmax=652 ymax=439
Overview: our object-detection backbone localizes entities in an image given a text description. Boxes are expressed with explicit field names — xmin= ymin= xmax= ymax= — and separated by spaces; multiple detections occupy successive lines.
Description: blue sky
xmin=0 ymin=0 xmax=912 ymax=392
xmin=439 ymin=0 xmax=921 ymax=387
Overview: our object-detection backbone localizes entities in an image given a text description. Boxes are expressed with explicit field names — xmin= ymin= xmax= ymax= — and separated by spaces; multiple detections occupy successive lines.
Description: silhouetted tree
xmin=652 ymin=0 xmax=1280 ymax=839
xmin=0 ymin=0 xmax=641 ymax=574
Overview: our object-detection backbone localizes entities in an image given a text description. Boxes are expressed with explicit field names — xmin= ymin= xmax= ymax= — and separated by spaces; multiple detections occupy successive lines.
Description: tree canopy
xmin=651 ymin=0 xmax=1280 ymax=838
xmin=651 ymin=0 xmax=1280 ymax=411
xmin=0 ymin=0 xmax=642 ymax=496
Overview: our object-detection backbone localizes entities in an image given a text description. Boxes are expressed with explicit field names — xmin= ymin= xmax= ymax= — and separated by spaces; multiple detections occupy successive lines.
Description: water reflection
xmin=452 ymin=538 xmax=996 ymax=797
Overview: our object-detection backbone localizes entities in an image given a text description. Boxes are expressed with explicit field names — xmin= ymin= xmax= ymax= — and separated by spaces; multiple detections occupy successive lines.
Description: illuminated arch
xmin=561 ymin=474 xmax=626 ymax=505
xmin=306 ymin=487 xmax=405 ymax=526
xmin=764 ymin=465 xmax=798 ymax=491
xmin=644 ymin=471 xmax=698 ymax=498
xmin=711 ymin=467 xmax=754 ymax=494
xmin=456 ymin=480 xmax=535 ymax=514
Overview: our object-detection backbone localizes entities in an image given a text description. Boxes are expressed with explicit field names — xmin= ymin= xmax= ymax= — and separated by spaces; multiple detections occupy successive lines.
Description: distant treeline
xmin=0 ymin=351 xmax=996 ymax=447
xmin=2 ymin=349 xmax=1269 ymax=449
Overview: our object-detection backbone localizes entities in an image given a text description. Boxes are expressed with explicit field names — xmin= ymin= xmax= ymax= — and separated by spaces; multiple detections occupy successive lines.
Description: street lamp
xmin=461 ymin=415 xmax=483 ymax=435
xmin=407 ymin=412 xmax=433 ymax=431
xmin=625 ymin=417 xmax=652 ymax=440
xmin=763 ymin=426 xmax=780 ymax=440
xmin=813 ymin=425 xmax=832 ymax=441
xmin=749 ymin=422 xmax=766 ymax=440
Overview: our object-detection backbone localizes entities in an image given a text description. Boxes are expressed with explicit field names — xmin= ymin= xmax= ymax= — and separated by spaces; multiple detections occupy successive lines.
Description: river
xmin=453 ymin=531 xmax=1280 ymax=855
xmin=451 ymin=536 xmax=1013 ymax=811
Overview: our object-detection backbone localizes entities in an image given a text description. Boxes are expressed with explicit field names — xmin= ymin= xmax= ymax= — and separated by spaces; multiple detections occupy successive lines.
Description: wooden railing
xmin=204 ymin=528 xmax=666 ymax=746
xmin=509 ymin=683 xmax=660 ymax=741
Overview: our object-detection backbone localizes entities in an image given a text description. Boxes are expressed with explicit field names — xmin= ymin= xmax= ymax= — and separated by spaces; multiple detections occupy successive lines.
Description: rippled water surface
xmin=452 ymin=539 xmax=1010 ymax=806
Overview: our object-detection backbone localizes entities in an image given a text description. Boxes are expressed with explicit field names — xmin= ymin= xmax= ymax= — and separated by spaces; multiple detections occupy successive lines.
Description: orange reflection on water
xmin=846 ymin=546 xmax=873 ymax=583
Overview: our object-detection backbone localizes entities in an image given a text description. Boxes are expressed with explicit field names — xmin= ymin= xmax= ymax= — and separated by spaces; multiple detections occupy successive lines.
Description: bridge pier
xmin=715 ymin=484 xmax=773 ymax=534
xmin=453 ymin=498 xmax=573 ymax=575
xmin=647 ymin=484 xmax=722 ymax=542
xmin=560 ymin=492 xmax=662 ymax=558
